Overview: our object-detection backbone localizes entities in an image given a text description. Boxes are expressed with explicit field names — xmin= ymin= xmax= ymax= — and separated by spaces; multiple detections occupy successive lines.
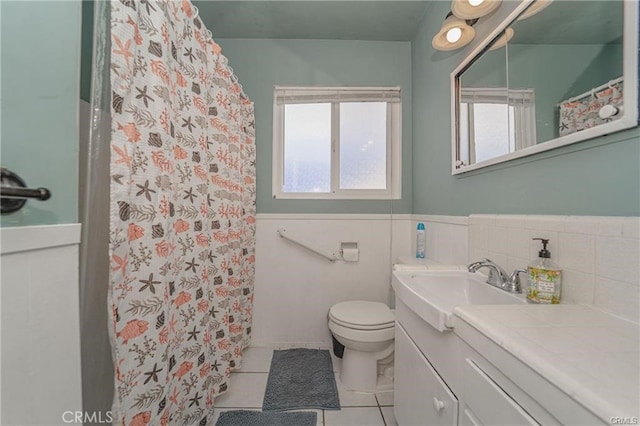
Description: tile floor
xmin=213 ymin=346 xmax=397 ymax=425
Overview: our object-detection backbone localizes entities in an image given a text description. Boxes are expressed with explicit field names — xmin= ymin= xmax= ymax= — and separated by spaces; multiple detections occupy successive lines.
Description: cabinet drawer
xmin=463 ymin=358 xmax=538 ymax=425
xmin=395 ymin=324 xmax=458 ymax=426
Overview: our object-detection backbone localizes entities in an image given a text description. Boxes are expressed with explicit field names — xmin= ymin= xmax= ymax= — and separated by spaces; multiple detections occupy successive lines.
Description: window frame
xmin=272 ymin=86 xmax=402 ymax=200
xmin=459 ymin=87 xmax=536 ymax=166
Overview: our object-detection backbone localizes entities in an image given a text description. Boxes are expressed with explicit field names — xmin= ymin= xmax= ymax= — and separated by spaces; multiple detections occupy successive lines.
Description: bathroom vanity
xmin=392 ymin=271 xmax=639 ymax=425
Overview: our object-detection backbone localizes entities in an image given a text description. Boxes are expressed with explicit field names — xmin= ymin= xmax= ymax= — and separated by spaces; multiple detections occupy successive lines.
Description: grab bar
xmin=277 ymin=228 xmax=339 ymax=262
xmin=0 ymin=186 xmax=51 ymax=201
xmin=1 ymin=168 xmax=52 ymax=215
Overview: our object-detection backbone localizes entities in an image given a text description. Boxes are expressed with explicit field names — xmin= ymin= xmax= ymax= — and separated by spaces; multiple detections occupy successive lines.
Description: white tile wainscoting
xmin=254 ymin=213 xmax=639 ymax=347
xmin=253 ymin=214 xmax=412 ymax=347
xmin=412 ymin=215 xmax=469 ymax=265
xmin=0 ymin=224 xmax=83 ymax=425
xmin=467 ymin=215 xmax=640 ymax=323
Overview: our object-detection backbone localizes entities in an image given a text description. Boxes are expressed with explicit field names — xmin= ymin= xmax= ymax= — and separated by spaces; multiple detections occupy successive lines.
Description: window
xmin=459 ymin=88 xmax=536 ymax=165
xmin=272 ymin=86 xmax=402 ymax=199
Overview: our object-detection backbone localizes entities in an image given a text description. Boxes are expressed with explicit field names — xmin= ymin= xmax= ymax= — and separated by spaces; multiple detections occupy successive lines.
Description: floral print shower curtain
xmin=108 ymin=1 xmax=256 ymax=424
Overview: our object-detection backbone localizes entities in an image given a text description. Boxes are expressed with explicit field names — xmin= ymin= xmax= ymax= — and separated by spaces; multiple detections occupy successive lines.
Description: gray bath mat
xmin=215 ymin=410 xmax=317 ymax=426
xmin=262 ymin=348 xmax=341 ymax=411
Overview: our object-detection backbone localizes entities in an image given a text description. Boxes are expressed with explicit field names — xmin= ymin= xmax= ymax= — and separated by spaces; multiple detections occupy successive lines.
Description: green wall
xmin=1 ymin=1 xmax=81 ymax=226
xmin=50 ymin=1 xmax=640 ymax=218
xmin=412 ymin=1 xmax=639 ymax=216
xmin=216 ymin=39 xmax=413 ymax=214
xmin=463 ymin=43 xmax=623 ymax=144
xmin=509 ymin=43 xmax=623 ymax=143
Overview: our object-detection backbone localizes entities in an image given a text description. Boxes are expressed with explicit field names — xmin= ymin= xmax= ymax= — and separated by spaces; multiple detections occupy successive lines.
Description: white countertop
xmin=454 ymin=304 xmax=640 ymax=422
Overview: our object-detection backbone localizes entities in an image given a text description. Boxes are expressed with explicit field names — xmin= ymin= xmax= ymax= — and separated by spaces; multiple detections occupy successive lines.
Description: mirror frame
xmin=450 ymin=0 xmax=638 ymax=175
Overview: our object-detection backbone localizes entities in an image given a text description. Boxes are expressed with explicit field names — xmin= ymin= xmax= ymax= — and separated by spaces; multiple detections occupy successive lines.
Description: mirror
xmin=458 ymin=40 xmax=511 ymax=165
xmin=452 ymin=0 xmax=638 ymax=173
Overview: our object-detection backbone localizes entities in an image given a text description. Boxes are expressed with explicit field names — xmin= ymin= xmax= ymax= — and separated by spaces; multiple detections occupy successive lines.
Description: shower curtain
xmin=559 ymin=79 xmax=624 ymax=136
xmin=108 ymin=1 xmax=256 ymax=424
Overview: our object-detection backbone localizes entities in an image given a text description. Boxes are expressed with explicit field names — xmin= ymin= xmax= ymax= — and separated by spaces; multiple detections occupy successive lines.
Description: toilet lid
xmin=329 ymin=301 xmax=394 ymax=328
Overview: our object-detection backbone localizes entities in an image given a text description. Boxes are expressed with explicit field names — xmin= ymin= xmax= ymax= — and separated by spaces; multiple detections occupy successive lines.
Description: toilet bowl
xmin=328 ymin=300 xmax=394 ymax=392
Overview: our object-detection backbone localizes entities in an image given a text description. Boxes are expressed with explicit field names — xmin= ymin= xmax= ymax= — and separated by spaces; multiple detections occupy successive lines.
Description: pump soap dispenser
xmin=527 ymin=238 xmax=562 ymax=304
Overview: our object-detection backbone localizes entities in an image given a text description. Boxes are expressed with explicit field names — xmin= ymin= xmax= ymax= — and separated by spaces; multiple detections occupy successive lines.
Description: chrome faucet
xmin=467 ymin=258 xmax=525 ymax=294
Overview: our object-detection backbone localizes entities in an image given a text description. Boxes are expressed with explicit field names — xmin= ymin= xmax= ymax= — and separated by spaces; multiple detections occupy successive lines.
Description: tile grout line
xmin=375 ymin=395 xmax=387 ymax=426
xmin=378 ymin=404 xmax=387 ymax=426
xmin=340 ymin=405 xmax=381 ymax=408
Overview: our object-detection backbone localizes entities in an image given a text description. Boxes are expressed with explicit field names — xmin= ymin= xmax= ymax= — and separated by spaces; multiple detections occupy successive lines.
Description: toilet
xmin=328 ymin=300 xmax=395 ymax=392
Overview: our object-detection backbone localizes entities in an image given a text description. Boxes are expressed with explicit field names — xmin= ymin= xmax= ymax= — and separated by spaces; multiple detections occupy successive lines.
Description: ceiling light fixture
xmin=446 ymin=27 xmax=463 ymax=43
xmin=451 ymin=0 xmax=502 ymax=20
xmin=488 ymin=27 xmax=514 ymax=51
xmin=517 ymin=0 xmax=553 ymax=21
xmin=432 ymin=12 xmax=476 ymax=51
xmin=433 ymin=0 xmax=506 ymax=52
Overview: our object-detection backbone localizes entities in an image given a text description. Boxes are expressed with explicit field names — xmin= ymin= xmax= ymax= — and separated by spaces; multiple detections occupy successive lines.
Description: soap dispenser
xmin=527 ymin=238 xmax=562 ymax=304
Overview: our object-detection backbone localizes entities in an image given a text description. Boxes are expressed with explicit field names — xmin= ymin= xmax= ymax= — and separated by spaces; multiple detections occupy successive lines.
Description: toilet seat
xmin=329 ymin=301 xmax=394 ymax=330
xmin=328 ymin=320 xmax=395 ymax=344
xmin=329 ymin=317 xmax=394 ymax=331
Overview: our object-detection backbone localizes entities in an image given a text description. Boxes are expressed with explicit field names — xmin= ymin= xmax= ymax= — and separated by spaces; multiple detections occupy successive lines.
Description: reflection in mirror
xmin=453 ymin=0 xmax=636 ymax=173
xmin=458 ymin=39 xmax=509 ymax=166
xmin=507 ymin=0 xmax=623 ymax=144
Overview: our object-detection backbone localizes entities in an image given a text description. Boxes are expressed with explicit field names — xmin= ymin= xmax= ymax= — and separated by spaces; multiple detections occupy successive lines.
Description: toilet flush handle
xmin=433 ymin=397 xmax=445 ymax=412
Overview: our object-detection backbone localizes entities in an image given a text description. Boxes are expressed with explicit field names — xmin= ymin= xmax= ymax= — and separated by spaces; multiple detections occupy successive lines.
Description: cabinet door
xmin=459 ymin=406 xmax=481 ymax=426
xmin=462 ymin=358 xmax=539 ymax=425
xmin=395 ymin=325 xmax=458 ymax=426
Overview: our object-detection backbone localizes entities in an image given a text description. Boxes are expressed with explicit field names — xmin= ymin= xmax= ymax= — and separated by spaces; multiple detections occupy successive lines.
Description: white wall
xmin=1 ymin=224 xmax=83 ymax=425
xmin=252 ymin=214 xmax=411 ymax=347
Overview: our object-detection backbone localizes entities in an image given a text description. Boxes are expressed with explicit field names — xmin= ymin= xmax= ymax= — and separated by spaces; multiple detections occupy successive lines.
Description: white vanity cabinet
xmin=394 ymin=299 xmax=559 ymax=426
xmin=391 ymin=270 xmax=629 ymax=424
xmin=459 ymin=358 xmax=538 ymax=425
xmin=395 ymin=325 xmax=458 ymax=425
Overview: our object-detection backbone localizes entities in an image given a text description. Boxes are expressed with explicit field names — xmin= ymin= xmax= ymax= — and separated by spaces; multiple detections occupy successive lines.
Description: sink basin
xmin=392 ymin=270 xmax=525 ymax=332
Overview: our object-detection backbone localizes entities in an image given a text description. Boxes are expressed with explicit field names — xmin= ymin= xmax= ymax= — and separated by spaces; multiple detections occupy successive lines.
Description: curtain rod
xmin=559 ymin=76 xmax=624 ymax=105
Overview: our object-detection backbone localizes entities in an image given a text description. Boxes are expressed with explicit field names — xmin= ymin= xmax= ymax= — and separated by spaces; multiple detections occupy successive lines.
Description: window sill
xmin=273 ymin=191 xmax=401 ymax=200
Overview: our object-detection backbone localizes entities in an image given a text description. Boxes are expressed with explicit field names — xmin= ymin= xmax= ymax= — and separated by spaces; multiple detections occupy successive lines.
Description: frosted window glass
xmin=507 ymin=105 xmax=516 ymax=152
xmin=339 ymin=102 xmax=387 ymax=190
xmin=473 ymin=103 xmax=511 ymax=163
xmin=283 ymin=103 xmax=331 ymax=193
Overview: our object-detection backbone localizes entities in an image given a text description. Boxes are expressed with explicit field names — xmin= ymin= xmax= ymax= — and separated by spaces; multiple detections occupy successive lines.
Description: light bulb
xmin=446 ymin=27 xmax=462 ymax=43
xmin=469 ymin=0 xmax=484 ymax=6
